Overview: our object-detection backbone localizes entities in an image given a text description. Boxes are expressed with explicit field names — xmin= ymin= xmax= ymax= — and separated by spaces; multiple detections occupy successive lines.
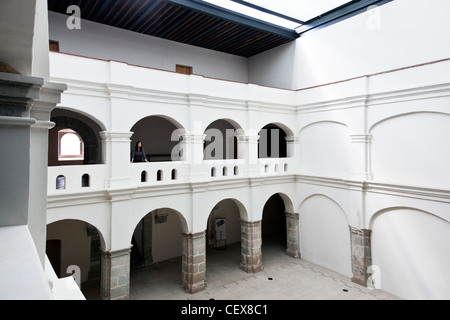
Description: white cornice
xmin=296 ymin=175 xmax=450 ymax=203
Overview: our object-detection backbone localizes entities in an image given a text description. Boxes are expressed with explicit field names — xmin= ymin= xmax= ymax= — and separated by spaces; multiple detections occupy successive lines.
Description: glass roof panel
xmin=241 ymin=0 xmax=353 ymax=22
xmin=202 ymin=0 xmax=301 ymax=29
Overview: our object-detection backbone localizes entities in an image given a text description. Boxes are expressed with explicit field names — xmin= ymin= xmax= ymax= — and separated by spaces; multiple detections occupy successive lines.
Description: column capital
xmin=285 ymin=212 xmax=299 ymax=219
xmin=30 ymin=81 xmax=66 ymax=122
xmin=236 ymin=135 xmax=259 ymax=143
xmin=101 ymin=246 xmax=132 ymax=258
xmin=100 ymin=131 xmax=133 ymax=142
xmin=182 ymin=230 xmax=206 ymax=239
xmin=181 ymin=134 xmax=206 ymax=143
xmin=0 ymin=72 xmax=43 ymax=117
xmin=350 ymin=134 xmax=372 ymax=144
xmin=285 ymin=136 xmax=299 ymax=143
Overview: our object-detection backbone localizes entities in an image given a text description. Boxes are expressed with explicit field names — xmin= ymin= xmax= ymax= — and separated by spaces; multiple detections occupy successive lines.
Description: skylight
xmin=201 ymin=0 xmax=354 ymax=30
xmin=202 ymin=0 xmax=301 ymax=29
xmin=241 ymin=0 xmax=353 ymax=22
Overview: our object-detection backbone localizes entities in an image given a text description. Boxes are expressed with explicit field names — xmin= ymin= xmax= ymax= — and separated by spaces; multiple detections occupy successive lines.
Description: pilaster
xmin=100 ymin=131 xmax=133 ymax=188
xmin=350 ymin=134 xmax=373 ymax=180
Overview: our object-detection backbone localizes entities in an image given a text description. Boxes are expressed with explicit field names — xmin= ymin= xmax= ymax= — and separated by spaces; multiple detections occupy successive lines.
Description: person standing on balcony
xmin=131 ymin=141 xmax=148 ymax=162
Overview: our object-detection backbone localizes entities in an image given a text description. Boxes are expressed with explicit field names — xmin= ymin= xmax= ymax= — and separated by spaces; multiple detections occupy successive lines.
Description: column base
xmin=351 ymin=274 xmax=368 ymax=287
xmin=239 ymin=262 xmax=263 ymax=274
xmin=285 ymin=249 xmax=301 ymax=259
xmin=182 ymin=279 xmax=207 ymax=294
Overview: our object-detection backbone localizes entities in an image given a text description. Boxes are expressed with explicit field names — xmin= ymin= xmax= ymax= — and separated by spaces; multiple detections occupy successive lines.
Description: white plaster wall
xmin=46 ymin=220 xmax=91 ymax=283
xmin=248 ymin=41 xmax=297 ymax=90
xmin=298 ymin=122 xmax=352 ymax=178
xmin=151 ymin=210 xmax=183 ymax=263
xmin=299 ymin=195 xmax=352 ymax=278
xmin=293 ymin=0 xmax=450 ymax=89
xmin=48 ymin=11 xmax=248 ymax=83
xmin=371 ymin=209 xmax=450 ymax=300
xmin=206 ymin=200 xmax=242 ymax=248
xmin=370 ymin=113 xmax=450 ymax=189
xmin=0 ymin=0 xmax=36 ymax=75
xmin=247 ymin=0 xmax=450 ymax=90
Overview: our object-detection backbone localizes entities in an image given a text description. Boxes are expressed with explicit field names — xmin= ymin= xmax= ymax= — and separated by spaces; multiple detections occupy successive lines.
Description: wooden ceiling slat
xmin=47 ymin=0 xmax=294 ymax=57
xmin=120 ymin=0 xmax=156 ymax=29
xmin=143 ymin=4 xmax=188 ymax=35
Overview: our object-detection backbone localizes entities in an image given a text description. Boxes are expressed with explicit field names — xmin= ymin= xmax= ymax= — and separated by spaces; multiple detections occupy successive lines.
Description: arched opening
xmin=141 ymin=171 xmax=147 ymax=182
xmin=222 ymin=166 xmax=228 ymax=176
xmin=204 ymin=119 xmax=239 ymax=160
xmin=46 ymin=220 xmax=104 ymax=300
xmin=171 ymin=169 xmax=177 ymax=180
xmin=56 ymin=175 xmax=66 ymax=190
xmin=59 ymin=129 xmax=84 ymax=161
xmin=129 ymin=209 xmax=184 ymax=298
xmin=211 ymin=167 xmax=216 ymax=177
xmin=262 ymin=194 xmax=287 ymax=265
xmin=82 ymin=174 xmax=90 ymax=187
xmin=258 ymin=124 xmax=287 ymax=158
xmin=371 ymin=208 xmax=450 ymax=299
xmin=205 ymin=199 xmax=242 ymax=286
xmin=234 ymin=166 xmax=239 ymax=176
xmin=156 ymin=170 xmax=163 ymax=181
xmin=49 ymin=108 xmax=104 ymax=166
xmin=130 ymin=116 xmax=184 ymax=162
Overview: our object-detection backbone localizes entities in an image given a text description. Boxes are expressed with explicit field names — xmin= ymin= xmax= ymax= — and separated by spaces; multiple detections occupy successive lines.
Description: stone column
xmin=240 ymin=220 xmax=263 ymax=273
xmin=349 ymin=227 xmax=372 ymax=287
xmin=182 ymin=231 xmax=206 ymax=294
xmin=100 ymin=247 xmax=131 ymax=300
xmin=143 ymin=214 xmax=153 ymax=266
xmin=285 ymin=212 xmax=300 ymax=259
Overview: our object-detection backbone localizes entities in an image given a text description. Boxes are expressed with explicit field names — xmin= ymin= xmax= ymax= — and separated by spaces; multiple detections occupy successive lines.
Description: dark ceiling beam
xmin=166 ymin=0 xmax=299 ymax=39
xmin=296 ymin=0 xmax=393 ymax=36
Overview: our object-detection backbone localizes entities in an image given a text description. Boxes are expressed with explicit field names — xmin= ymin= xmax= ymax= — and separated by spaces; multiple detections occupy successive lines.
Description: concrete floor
xmin=81 ymin=239 xmax=402 ymax=300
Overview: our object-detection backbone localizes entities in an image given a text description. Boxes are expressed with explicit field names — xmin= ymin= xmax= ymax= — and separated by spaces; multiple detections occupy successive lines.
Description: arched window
xmin=58 ymin=128 xmax=84 ymax=161
xmin=56 ymin=175 xmax=66 ymax=190
xmin=157 ymin=170 xmax=163 ymax=181
xmin=223 ymin=166 xmax=228 ymax=176
xmin=82 ymin=174 xmax=90 ymax=187
xmin=171 ymin=169 xmax=177 ymax=180
xmin=211 ymin=167 xmax=216 ymax=177
xmin=234 ymin=166 xmax=239 ymax=176
xmin=141 ymin=171 xmax=147 ymax=182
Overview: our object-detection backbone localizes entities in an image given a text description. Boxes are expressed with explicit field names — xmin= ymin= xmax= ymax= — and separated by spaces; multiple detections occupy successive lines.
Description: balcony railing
xmin=48 ymin=159 xmax=294 ymax=194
